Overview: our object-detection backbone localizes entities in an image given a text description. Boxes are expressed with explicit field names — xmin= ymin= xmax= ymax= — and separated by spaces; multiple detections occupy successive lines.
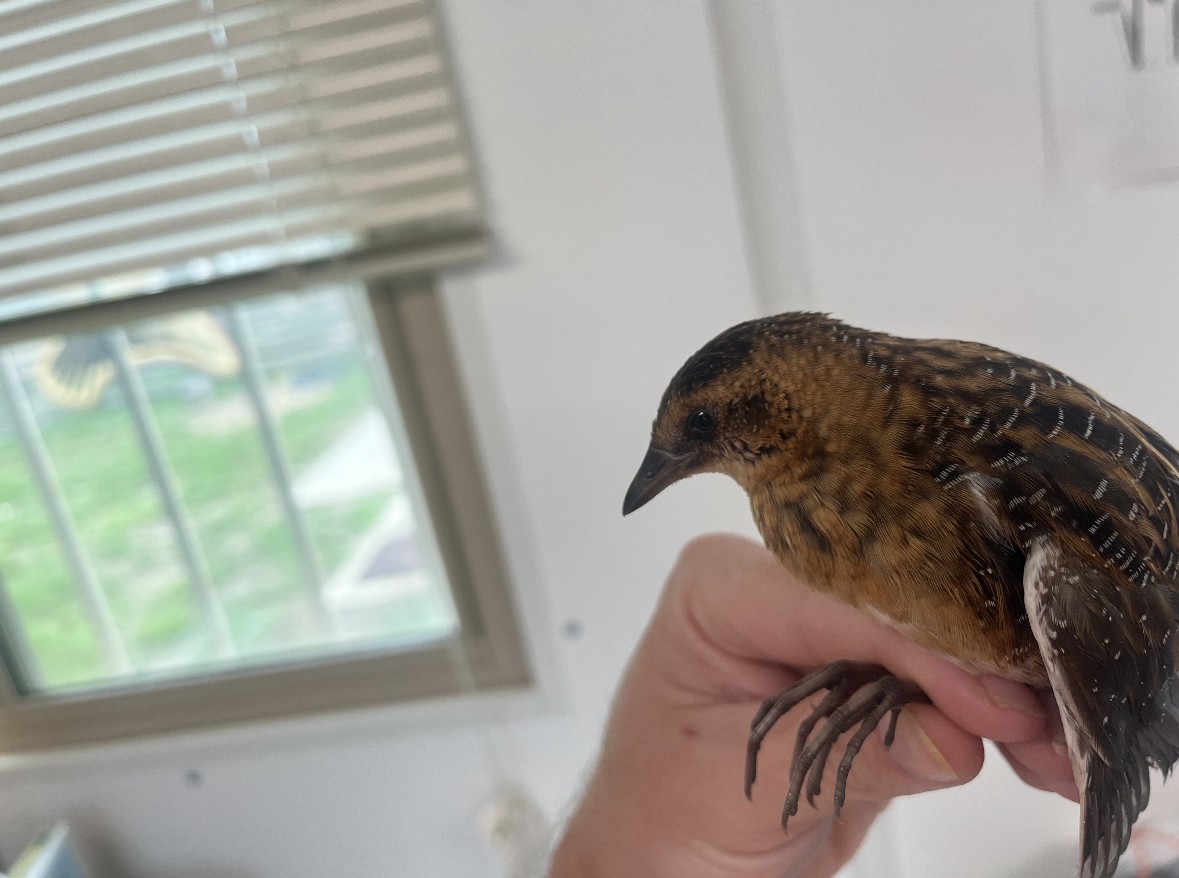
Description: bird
xmin=622 ymin=312 xmax=1179 ymax=878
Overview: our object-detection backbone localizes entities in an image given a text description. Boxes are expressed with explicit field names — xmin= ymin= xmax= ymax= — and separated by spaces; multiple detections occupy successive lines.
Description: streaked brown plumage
xmin=623 ymin=312 xmax=1179 ymax=878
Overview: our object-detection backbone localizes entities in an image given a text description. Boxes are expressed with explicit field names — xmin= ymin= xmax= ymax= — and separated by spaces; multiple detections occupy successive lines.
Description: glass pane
xmin=0 ymin=284 xmax=456 ymax=695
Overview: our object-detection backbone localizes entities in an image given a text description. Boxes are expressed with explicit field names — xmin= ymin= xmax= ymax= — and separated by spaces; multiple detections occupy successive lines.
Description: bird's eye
xmin=686 ymin=408 xmax=716 ymax=440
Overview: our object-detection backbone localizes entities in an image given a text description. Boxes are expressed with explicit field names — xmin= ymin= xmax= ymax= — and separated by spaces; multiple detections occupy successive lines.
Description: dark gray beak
xmin=623 ymin=444 xmax=696 ymax=515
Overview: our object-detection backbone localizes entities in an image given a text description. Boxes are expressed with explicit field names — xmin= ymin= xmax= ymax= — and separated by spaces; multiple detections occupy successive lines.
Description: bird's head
xmin=623 ymin=314 xmax=827 ymax=515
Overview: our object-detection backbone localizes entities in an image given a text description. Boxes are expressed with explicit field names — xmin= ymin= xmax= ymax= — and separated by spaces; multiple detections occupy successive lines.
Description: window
xmin=0 ymin=0 xmax=528 ymax=748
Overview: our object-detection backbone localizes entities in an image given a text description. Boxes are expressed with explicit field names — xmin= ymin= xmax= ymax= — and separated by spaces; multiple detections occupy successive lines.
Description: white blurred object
xmin=1115 ymin=775 xmax=1179 ymax=877
xmin=1041 ymin=0 xmax=1179 ymax=190
xmin=477 ymin=782 xmax=550 ymax=878
xmin=7 ymin=824 xmax=89 ymax=878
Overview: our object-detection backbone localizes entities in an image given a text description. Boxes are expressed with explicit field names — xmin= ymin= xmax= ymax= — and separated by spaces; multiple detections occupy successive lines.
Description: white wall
xmin=0 ymin=3 xmax=761 ymax=877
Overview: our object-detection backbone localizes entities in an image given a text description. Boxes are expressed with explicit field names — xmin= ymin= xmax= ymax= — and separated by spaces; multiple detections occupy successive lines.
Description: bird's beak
xmin=623 ymin=444 xmax=696 ymax=515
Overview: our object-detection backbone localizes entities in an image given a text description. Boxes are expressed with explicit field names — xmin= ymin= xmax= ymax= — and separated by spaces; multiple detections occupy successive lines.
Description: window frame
xmin=0 ymin=276 xmax=531 ymax=751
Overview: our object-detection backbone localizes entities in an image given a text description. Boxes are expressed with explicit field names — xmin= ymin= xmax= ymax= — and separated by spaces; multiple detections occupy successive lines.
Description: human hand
xmin=549 ymin=534 xmax=1076 ymax=878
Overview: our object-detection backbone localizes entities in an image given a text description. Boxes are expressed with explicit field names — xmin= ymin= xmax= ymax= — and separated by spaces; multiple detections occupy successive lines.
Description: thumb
xmin=877 ymin=706 xmax=981 ymax=792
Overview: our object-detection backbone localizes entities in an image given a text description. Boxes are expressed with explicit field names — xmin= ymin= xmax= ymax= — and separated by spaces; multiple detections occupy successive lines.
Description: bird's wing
xmin=1024 ymin=537 xmax=1179 ymax=878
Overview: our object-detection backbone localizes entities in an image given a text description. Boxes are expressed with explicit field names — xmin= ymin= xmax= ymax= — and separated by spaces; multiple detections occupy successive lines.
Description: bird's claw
xmin=744 ymin=660 xmax=930 ymax=831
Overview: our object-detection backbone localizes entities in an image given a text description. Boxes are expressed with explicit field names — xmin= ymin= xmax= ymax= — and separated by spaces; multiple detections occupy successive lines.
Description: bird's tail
xmin=1079 ymin=751 xmax=1144 ymax=878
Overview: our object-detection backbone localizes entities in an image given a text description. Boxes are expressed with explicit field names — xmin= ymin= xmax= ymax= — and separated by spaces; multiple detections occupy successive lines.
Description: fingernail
xmin=979 ymin=676 xmax=1045 ymax=720
xmin=1051 ymin=735 xmax=1070 ymax=758
xmin=887 ymin=712 xmax=961 ymax=783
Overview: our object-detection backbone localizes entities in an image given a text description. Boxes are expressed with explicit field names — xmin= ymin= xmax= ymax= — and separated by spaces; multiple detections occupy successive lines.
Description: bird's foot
xmin=744 ymin=660 xmax=930 ymax=831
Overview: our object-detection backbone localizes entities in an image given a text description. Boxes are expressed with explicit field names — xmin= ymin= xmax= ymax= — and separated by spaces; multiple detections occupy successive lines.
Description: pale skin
xmin=549 ymin=534 xmax=1079 ymax=878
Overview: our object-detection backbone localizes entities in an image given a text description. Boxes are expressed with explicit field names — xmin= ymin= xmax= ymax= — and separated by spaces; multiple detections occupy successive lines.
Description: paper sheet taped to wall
xmin=1041 ymin=0 xmax=1179 ymax=190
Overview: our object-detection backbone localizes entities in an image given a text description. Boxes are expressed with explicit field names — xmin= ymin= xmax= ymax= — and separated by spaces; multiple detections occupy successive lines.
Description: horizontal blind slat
xmin=0 ymin=156 xmax=472 ymax=263
xmin=2 ymin=1 xmax=431 ymax=100
xmin=0 ymin=192 xmax=480 ymax=299
xmin=1 ymin=113 xmax=458 ymax=209
xmin=0 ymin=4 xmax=268 ymax=82
xmin=0 ymin=121 xmax=460 ymax=218
xmin=2 ymin=77 xmax=453 ymax=181
xmin=0 ymin=0 xmax=188 ymax=55
xmin=0 ymin=0 xmax=421 ymax=58
xmin=2 ymin=21 xmax=438 ymax=136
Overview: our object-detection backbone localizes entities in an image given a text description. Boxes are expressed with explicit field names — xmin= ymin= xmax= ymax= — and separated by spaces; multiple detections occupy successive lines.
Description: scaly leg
xmin=745 ymin=660 xmax=930 ymax=830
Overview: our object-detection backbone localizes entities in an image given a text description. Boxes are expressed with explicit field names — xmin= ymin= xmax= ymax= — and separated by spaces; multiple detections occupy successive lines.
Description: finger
xmin=877 ymin=705 xmax=985 ymax=796
xmin=674 ymin=535 xmax=1047 ymax=744
xmin=1000 ymin=688 xmax=1079 ymax=800
xmin=997 ymin=740 xmax=1080 ymax=801
xmin=898 ymin=669 xmax=1045 ymax=745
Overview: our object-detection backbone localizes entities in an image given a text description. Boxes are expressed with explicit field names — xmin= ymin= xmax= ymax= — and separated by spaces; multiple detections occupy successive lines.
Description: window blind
xmin=0 ymin=0 xmax=486 ymax=318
